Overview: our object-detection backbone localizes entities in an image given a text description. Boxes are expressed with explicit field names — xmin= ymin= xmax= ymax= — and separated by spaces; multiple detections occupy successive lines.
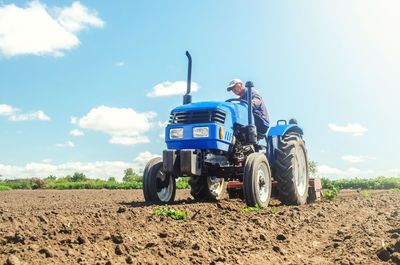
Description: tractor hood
xmin=170 ymin=101 xmax=248 ymax=126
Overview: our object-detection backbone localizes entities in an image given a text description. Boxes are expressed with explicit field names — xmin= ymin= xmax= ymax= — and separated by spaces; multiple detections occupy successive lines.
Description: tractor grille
xmin=169 ymin=109 xmax=226 ymax=125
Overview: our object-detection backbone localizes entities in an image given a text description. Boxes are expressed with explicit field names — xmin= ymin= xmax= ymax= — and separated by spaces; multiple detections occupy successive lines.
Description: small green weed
xmin=241 ymin=204 xmax=277 ymax=214
xmin=241 ymin=204 xmax=266 ymax=213
xmin=323 ymin=184 xmax=340 ymax=201
xmin=152 ymin=207 xmax=188 ymax=220
xmin=360 ymin=190 xmax=370 ymax=197
xmin=389 ymin=188 xmax=400 ymax=193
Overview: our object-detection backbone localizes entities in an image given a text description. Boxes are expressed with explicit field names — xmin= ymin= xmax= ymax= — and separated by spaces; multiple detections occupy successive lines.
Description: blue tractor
xmin=143 ymin=52 xmax=315 ymax=207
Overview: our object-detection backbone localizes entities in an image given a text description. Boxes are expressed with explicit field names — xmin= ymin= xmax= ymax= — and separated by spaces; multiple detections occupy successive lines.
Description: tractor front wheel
xmin=143 ymin=157 xmax=176 ymax=203
xmin=243 ymin=153 xmax=272 ymax=207
xmin=189 ymin=176 xmax=226 ymax=201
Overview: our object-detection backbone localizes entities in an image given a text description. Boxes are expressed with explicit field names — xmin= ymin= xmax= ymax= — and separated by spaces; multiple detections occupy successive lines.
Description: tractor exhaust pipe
xmin=245 ymin=81 xmax=254 ymax=125
xmin=245 ymin=81 xmax=257 ymax=144
xmin=183 ymin=51 xmax=192 ymax=105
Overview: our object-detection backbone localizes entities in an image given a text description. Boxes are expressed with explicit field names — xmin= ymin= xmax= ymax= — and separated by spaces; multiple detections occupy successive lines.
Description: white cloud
xmin=328 ymin=123 xmax=367 ymax=136
xmin=389 ymin=169 xmax=400 ymax=173
xmin=9 ymin=110 xmax=50 ymax=121
xmin=56 ymin=141 xmax=74 ymax=148
xmin=147 ymin=81 xmax=199 ymax=97
xmin=157 ymin=120 xmax=168 ymax=128
xmin=0 ymin=1 xmax=104 ymax=57
xmin=317 ymin=165 xmax=373 ymax=178
xmin=158 ymin=120 xmax=168 ymax=138
xmin=0 ymin=104 xmax=19 ymax=116
xmin=341 ymin=155 xmax=375 ymax=163
xmin=69 ymin=129 xmax=84 ymax=136
xmin=341 ymin=155 xmax=364 ymax=163
xmin=0 ymin=152 xmax=160 ymax=181
xmin=56 ymin=2 xmax=104 ymax=33
xmin=70 ymin=116 xmax=77 ymax=124
xmin=78 ymin=105 xmax=157 ymax=146
xmin=109 ymin=136 xmax=150 ymax=146
xmin=42 ymin=158 xmax=52 ymax=163
xmin=0 ymin=161 xmax=133 ymax=181
xmin=115 ymin=61 xmax=124 ymax=67
xmin=1 ymin=104 xmax=50 ymax=121
xmin=133 ymin=151 xmax=159 ymax=168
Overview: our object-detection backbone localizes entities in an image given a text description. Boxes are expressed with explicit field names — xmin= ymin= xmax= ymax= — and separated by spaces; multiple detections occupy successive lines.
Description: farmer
xmin=227 ymin=78 xmax=270 ymax=138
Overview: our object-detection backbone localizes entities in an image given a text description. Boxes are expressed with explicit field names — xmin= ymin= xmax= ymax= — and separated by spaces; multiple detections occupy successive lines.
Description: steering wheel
xmin=225 ymin=98 xmax=248 ymax=104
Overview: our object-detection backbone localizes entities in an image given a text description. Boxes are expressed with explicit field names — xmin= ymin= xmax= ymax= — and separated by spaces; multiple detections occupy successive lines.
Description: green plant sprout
xmin=152 ymin=207 xmax=188 ymax=220
xmin=360 ymin=190 xmax=370 ymax=197
xmin=323 ymin=184 xmax=340 ymax=201
xmin=241 ymin=204 xmax=278 ymax=214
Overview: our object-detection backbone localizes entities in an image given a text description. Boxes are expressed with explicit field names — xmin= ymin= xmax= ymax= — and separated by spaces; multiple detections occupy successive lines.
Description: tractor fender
xmin=267 ymin=124 xmax=303 ymax=137
xmin=266 ymin=124 xmax=303 ymax=167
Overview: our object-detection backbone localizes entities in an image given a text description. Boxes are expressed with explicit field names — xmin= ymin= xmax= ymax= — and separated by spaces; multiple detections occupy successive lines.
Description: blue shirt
xmin=240 ymin=87 xmax=270 ymax=127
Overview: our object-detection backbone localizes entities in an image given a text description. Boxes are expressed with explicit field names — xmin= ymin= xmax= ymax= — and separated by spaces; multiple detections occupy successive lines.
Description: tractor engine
xmin=163 ymin=101 xmax=251 ymax=179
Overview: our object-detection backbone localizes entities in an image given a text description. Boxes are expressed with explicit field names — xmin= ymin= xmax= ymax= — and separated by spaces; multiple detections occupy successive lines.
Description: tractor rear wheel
xmin=143 ymin=157 xmax=176 ymax=203
xmin=274 ymin=132 xmax=309 ymax=205
xmin=243 ymin=153 xmax=272 ymax=207
xmin=189 ymin=176 xmax=226 ymax=201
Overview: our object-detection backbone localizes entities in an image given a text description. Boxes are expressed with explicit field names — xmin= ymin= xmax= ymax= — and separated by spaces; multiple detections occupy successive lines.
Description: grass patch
xmin=322 ymin=177 xmax=400 ymax=190
xmin=0 ymin=185 xmax=12 ymax=190
xmin=0 ymin=175 xmax=192 ymax=190
xmin=152 ymin=207 xmax=188 ymax=220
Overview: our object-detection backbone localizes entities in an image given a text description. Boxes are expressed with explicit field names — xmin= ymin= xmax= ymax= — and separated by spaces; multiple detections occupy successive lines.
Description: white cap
xmin=227 ymin=78 xmax=242 ymax=91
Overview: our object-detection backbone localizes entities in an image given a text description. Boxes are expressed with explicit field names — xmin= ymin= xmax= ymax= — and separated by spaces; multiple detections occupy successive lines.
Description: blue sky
xmin=0 ymin=0 xmax=399 ymax=180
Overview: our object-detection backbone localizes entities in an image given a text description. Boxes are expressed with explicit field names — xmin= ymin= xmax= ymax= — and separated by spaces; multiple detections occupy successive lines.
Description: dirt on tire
xmin=0 ymin=189 xmax=399 ymax=264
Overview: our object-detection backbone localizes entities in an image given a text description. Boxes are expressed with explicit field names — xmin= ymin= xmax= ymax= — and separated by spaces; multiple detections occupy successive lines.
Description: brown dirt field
xmin=0 ymin=189 xmax=399 ymax=265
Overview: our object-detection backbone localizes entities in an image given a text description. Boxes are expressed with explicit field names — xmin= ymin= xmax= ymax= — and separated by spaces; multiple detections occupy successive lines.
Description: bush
xmin=123 ymin=174 xmax=143 ymax=183
xmin=0 ymin=185 xmax=12 ymax=190
xmin=71 ymin=172 xmax=87 ymax=182
xmin=3 ymin=179 xmax=32 ymax=189
xmin=30 ymin=178 xmax=45 ymax=189
xmin=123 ymin=168 xmax=143 ymax=183
xmin=321 ymin=177 xmax=400 ymax=190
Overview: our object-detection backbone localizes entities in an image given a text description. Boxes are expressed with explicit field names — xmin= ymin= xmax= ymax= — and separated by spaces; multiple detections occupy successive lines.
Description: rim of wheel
xmin=294 ymin=148 xmax=307 ymax=197
xmin=257 ymin=165 xmax=269 ymax=203
xmin=156 ymin=170 xmax=173 ymax=202
xmin=207 ymin=177 xmax=224 ymax=197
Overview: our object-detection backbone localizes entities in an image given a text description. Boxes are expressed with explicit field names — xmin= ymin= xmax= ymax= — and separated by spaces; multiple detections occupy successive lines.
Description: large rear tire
xmin=143 ymin=157 xmax=176 ymax=203
xmin=274 ymin=132 xmax=309 ymax=205
xmin=189 ymin=176 xmax=226 ymax=201
xmin=243 ymin=153 xmax=272 ymax=207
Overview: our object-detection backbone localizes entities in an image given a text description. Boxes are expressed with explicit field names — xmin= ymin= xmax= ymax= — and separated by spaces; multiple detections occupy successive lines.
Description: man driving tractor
xmin=227 ymin=78 xmax=270 ymax=138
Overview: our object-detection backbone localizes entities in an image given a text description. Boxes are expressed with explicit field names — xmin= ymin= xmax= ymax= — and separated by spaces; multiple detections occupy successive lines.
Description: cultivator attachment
xmin=227 ymin=178 xmax=323 ymax=204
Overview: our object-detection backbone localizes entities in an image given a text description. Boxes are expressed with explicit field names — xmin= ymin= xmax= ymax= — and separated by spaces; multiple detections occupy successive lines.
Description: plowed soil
xmin=0 ymin=189 xmax=399 ymax=265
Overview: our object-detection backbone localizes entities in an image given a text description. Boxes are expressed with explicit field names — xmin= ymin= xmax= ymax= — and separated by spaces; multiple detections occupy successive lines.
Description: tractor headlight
xmin=193 ymin=127 xmax=209 ymax=138
xmin=169 ymin=128 xmax=183 ymax=139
